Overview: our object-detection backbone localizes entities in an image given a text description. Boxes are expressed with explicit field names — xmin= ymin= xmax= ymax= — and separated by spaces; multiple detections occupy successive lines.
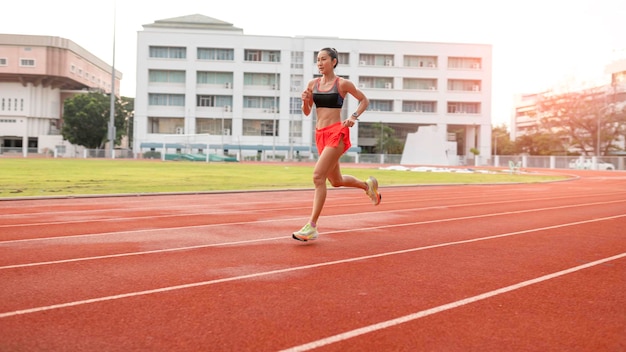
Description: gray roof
xmin=143 ymin=14 xmax=243 ymax=32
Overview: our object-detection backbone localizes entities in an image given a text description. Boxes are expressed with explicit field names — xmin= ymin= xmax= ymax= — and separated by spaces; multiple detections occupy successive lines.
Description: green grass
xmin=0 ymin=158 xmax=570 ymax=198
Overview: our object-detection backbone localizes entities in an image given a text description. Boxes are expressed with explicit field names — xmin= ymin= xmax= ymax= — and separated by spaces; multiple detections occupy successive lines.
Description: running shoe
xmin=365 ymin=176 xmax=382 ymax=205
xmin=292 ymin=223 xmax=319 ymax=241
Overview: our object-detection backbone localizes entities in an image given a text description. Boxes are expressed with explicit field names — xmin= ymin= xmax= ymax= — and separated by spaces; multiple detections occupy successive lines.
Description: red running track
xmin=0 ymin=169 xmax=625 ymax=351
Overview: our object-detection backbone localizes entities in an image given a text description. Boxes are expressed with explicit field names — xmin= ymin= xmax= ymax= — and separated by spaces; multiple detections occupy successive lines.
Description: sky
xmin=2 ymin=0 xmax=625 ymax=127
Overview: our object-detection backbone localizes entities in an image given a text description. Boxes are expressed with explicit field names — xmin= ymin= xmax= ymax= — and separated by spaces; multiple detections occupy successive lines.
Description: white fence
xmin=3 ymin=146 xmax=625 ymax=171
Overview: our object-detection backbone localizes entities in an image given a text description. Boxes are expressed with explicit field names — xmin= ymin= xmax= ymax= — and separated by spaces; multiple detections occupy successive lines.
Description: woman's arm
xmin=341 ymin=79 xmax=369 ymax=120
xmin=301 ymin=80 xmax=315 ymax=116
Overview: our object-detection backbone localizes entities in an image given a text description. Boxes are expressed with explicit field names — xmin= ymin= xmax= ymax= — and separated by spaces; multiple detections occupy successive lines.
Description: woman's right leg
xmin=309 ymin=144 xmax=345 ymax=225
xmin=292 ymin=144 xmax=344 ymax=241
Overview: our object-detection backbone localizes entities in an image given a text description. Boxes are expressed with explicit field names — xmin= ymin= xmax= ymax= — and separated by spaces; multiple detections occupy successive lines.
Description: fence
xmin=3 ymin=147 xmax=625 ymax=171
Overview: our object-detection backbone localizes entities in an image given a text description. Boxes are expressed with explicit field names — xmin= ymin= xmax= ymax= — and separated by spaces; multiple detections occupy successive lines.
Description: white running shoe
xmin=292 ymin=223 xmax=319 ymax=241
xmin=365 ymin=176 xmax=382 ymax=205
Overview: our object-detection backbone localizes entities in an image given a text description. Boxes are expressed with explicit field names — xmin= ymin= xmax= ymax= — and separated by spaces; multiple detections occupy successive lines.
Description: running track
xmin=0 ymin=169 xmax=625 ymax=351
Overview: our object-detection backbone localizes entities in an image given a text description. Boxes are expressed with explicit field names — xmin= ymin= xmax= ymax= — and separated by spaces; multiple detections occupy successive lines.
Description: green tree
xmin=537 ymin=87 xmax=626 ymax=156
xmin=120 ymin=96 xmax=135 ymax=148
xmin=61 ymin=92 xmax=129 ymax=149
xmin=372 ymin=122 xmax=403 ymax=154
xmin=514 ymin=132 xmax=566 ymax=156
xmin=492 ymin=124 xmax=515 ymax=155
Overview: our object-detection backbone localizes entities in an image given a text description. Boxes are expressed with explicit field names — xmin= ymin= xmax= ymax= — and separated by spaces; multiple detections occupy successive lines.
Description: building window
xmin=447 ymin=102 xmax=481 ymax=114
xmin=289 ymin=119 xmax=302 ymax=138
xmin=402 ymin=101 xmax=436 ymax=113
xmin=367 ymin=100 xmax=393 ymax=112
xmin=291 ymin=51 xmax=303 ymax=69
xmin=403 ymin=78 xmax=437 ymax=90
xmin=242 ymin=119 xmax=279 ymax=136
xmin=404 ymin=55 xmax=437 ymax=68
xmin=290 ymin=97 xmax=302 ymax=115
xmin=358 ymin=54 xmax=393 ymax=66
xmin=196 ymin=95 xmax=232 ymax=108
xmin=0 ymin=58 xmax=7 ymax=66
xmin=149 ymin=46 xmax=186 ymax=59
xmin=358 ymin=76 xmax=393 ymax=89
xmin=244 ymin=96 xmax=279 ymax=111
xmin=149 ymin=70 xmax=185 ymax=83
xmin=20 ymin=59 xmax=35 ymax=67
xmin=147 ymin=117 xmax=185 ymax=133
xmin=196 ymin=118 xmax=232 ymax=135
xmin=448 ymin=57 xmax=482 ymax=69
xmin=244 ymin=73 xmax=279 ymax=88
xmin=245 ymin=49 xmax=280 ymax=63
xmin=197 ymin=71 xmax=233 ymax=86
xmin=148 ymin=94 xmax=185 ymax=106
xmin=290 ymin=74 xmax=304 ymax=92
xmin=197 ymin=48 xmax=234 ymax=61
xmin=447 ymin=79 xmax=481 ymax=92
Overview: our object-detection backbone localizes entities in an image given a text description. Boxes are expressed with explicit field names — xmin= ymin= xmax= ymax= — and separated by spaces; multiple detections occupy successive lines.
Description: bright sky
xmin=3 ymin=0 xmax=625 ymax=127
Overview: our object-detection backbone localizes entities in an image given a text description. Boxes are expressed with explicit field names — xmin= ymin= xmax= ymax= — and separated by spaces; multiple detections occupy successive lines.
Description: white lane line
xmin=1 ymin=211 xmax=625 ymax=270
xmin=1 ymin=197 xmax=625 ymax=245
xmin=1 ymin=216 xmax=624 ymax=318
xmin=279 ymin=252 xmax=626 ymax=352
xmin=2 ymin=191 xmax=624 ymax=229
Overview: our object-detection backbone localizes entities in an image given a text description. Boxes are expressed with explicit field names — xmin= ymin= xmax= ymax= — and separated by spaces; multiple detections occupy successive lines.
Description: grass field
xmin=0 ymin=158 xmax=570 ymax=198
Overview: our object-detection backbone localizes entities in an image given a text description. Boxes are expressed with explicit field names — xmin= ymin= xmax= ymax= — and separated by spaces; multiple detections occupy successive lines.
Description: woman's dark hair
xmin=320 ymin=47 xmax=339 ymax=68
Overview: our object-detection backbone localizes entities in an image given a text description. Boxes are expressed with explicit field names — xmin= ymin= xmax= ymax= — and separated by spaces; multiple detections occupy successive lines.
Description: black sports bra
xmin=312 ymin=77 xmax=344 ymax=109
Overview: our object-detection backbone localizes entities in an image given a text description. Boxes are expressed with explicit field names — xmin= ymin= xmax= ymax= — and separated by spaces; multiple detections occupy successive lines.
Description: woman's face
xmin=316 ymin=51 xmax=335 ymax=74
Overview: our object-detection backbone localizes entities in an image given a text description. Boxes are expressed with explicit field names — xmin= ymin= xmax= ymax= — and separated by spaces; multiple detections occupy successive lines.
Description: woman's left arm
xmin=341 ymin=79 xmax=369 ymax=120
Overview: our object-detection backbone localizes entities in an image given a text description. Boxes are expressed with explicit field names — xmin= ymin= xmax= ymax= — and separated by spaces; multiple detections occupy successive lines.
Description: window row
xmin=1 ymin=98 xmax=24 ymax=111
xmin=150 ymin=70 xmax=482 ymax=92
xmin=148 ymin=94 xmax=480 ymax=114
xmin=0 ymin=58 xmax=35 ymax=67
xmin=145 ymin=118 xmax=443 ymax=146
xmin=147 ymin=117 xmax=286 ymax=137
xmin=149 ymin=46 xmax=483 ymax=69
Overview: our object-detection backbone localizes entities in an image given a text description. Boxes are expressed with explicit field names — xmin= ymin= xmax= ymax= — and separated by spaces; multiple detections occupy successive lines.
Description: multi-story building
xmin=134 ymin=15 xmax=492 ymax=164
xmin=511 ymin=58 xmax=626 ymax=154
xmin=0 ymin=34 xmax=121 ymax=157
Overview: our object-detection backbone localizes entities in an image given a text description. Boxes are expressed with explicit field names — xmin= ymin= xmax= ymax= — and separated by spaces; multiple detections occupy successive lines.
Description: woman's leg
xmin=309 ymin=140 xmax=367 ymax=224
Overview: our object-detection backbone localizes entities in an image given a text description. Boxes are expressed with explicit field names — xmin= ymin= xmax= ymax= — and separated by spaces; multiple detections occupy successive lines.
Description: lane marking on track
xmin=2 ymin=190 xmax=625 ymax=228
xmin=0 ymin=215 xmax=624 ymax=318
xmin=278 ymin=252 xmax=626 ymax=352
xmin=1 ymin=197 xmax=625 ymax=245
xmin=1 ymin=210 xmax=625 ymax=270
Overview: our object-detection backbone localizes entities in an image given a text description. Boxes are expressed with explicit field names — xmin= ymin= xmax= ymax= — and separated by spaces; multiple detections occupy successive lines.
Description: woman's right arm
xmin=301 ymin=80 xmax=314 ymax=116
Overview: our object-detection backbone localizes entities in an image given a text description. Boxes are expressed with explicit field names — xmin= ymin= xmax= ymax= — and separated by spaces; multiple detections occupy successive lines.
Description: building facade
xmin=511 ymin=58 xmax=626 ymax=154
xmin=0 ymin=34 xmax=121 ymax=157
xmin=134 ymin=15 xmax=492 ymax=163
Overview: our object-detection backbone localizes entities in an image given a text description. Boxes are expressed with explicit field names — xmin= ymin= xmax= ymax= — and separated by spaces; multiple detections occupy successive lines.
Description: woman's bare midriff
xmin=315 ymin=108 xmax=342 ymax=129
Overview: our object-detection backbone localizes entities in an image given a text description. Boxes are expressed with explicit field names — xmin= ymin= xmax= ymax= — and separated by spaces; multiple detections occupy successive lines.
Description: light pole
xmin=108 ymin=1 xmax=116 ymax=159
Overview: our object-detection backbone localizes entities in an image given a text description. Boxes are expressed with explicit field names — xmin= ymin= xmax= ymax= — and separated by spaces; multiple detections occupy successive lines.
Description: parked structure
xmin=0 ymin=34 xmax=121 ymax=157
xmin=134 ymin=15 xmax=493 ymax=164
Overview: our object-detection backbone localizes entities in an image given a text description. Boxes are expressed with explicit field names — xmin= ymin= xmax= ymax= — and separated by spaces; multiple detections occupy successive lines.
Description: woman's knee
xmin=312 ymin=172 xmax=326 ymax=187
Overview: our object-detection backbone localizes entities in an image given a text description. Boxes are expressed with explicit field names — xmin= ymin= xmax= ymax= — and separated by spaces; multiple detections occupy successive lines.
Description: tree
xmin=120 ymin=96 xmax=135 ymax=147
xmin=492 ymin=124 xmax=515 ymax=155
xmin=61 ymin=92 xmax=130 ymax=149
xmin=372 ymin=122 xmax=403 ymax=154
xmin=536 ymin=87 xmax=626 ymax=156
xmin=514 ymin=132 xmax=566 ymax=155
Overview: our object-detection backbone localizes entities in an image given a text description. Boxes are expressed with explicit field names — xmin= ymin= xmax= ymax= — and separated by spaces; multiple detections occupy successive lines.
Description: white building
xmin=134 ymin=15 xmax=492 ymax=164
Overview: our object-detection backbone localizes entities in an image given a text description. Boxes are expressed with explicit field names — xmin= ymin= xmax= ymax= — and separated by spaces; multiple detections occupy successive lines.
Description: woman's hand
xmin=301 ymin=88 xmax=312 ymax=102
xmin=343 ymin=116 xmax=357 ymax=128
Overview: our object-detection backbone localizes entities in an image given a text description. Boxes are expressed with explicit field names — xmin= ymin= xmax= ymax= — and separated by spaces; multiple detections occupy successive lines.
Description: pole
xmin=597 ymin=113 xmax=600 ymax=159
xmin=108 ymin=1 xmax=117 ymax=159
